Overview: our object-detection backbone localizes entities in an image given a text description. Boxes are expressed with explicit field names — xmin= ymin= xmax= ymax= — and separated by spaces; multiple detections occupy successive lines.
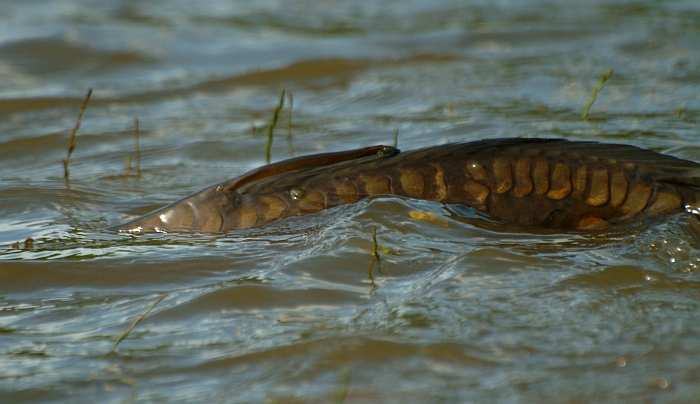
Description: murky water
xmin=2 ymin=0 xmax=700 ymax=402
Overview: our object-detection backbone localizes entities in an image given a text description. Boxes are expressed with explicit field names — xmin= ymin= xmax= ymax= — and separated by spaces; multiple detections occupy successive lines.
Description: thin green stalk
xmin=286 ymin=91 xmax=295 ymax=157
xmin=104 ymin=292 xmax=166 ymax=358
xmin=335 ymin=369 xmax=351 ymax=404
xmin=583 ymin=70 xmax=613 ymax=121
xmin=134 ymin=117 xmax=141 ymax=176
xmin=393 ymin=128 xmax=399 ymax=149
xmin=265 ymin=87 xmax=286 ymax=164
xmin=371 ymin=225 xmax=378 ymax=258
xmin=368 ymin=225 xmax=380 ymax=285
xmin=63 ymin=88 xmax=93 ymax=180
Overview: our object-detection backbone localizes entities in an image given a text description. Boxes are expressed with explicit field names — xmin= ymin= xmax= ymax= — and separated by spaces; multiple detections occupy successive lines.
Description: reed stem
xmin=583 ymin=70 xmax=612 ymax=121
xmin=286 ymin=91 xmax=295 ymax=157
xmin=104 ymin=292 xmax=166 ymax=357
xmin=62 ymin=88 xmax=93 ymax=180
xmin=134 ymin=117 xmax=141 ymax=176
xmin=265 ymin=87 xmax=286 ymax=164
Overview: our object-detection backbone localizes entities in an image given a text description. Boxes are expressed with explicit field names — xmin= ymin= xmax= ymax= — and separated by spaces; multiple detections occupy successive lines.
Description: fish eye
xmin=378 ymin=146 xmax=395 ymax=156
xmin=290 ymin=188 xmax=305 ymax=200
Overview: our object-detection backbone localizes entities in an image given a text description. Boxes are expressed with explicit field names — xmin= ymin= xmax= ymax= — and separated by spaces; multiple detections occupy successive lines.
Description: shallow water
xmin=2 ymin=0 xmax=700 ymax=402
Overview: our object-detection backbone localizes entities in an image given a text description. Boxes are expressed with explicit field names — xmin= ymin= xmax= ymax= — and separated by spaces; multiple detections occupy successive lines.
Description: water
xmin=2 ymin=0 xmax=700 ymax=402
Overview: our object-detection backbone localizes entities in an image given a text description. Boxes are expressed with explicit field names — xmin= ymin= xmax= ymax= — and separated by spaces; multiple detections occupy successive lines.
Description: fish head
xmin=110 ymin=185 xmax=233 ymax=233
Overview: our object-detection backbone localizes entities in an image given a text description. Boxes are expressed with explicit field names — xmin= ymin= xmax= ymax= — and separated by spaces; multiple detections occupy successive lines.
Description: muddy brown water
xmin=2 ymin=1 xmax=700 ymax=403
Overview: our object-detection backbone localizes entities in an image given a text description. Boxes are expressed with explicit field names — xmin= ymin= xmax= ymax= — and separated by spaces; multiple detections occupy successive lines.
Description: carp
xmin=111 ymin=138 xmax=700 ymax=233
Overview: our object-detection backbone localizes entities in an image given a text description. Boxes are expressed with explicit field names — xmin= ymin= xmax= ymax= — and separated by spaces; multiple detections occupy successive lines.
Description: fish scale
xmin=111 ymin=138 xmax=700 ymax=233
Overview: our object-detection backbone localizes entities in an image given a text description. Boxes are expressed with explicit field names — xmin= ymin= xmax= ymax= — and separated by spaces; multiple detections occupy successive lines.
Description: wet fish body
xmin=111 ymin=138 xmax=700 ymax=233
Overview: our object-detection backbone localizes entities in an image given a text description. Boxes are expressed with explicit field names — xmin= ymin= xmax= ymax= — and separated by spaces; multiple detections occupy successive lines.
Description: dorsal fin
xmin=223 ymin=145 xmax=398 ymax=193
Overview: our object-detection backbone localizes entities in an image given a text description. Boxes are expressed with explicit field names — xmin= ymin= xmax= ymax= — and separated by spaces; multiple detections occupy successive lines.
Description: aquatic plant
xmin=62 ymin=88 xmax=93 ymax=180
xmin=583 ymin=70 xmax=613 ymax=121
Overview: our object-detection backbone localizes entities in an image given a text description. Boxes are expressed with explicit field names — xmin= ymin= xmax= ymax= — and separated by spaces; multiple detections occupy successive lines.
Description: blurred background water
xmin=1 ymin=0 xmax=700 ymax=402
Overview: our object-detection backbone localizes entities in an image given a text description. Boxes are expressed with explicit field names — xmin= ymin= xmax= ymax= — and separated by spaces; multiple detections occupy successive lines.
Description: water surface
xmin=2 ymin=0 xmax=700 ymax=402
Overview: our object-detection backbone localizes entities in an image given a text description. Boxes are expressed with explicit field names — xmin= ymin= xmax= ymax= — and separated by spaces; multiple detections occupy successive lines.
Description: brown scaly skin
xmin=110 ymin=138 xmax=700 ymax=233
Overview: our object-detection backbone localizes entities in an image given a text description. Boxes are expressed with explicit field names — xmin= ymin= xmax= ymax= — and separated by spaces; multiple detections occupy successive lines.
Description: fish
xmin=110 ymin=138 xmax=700 ymax=233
